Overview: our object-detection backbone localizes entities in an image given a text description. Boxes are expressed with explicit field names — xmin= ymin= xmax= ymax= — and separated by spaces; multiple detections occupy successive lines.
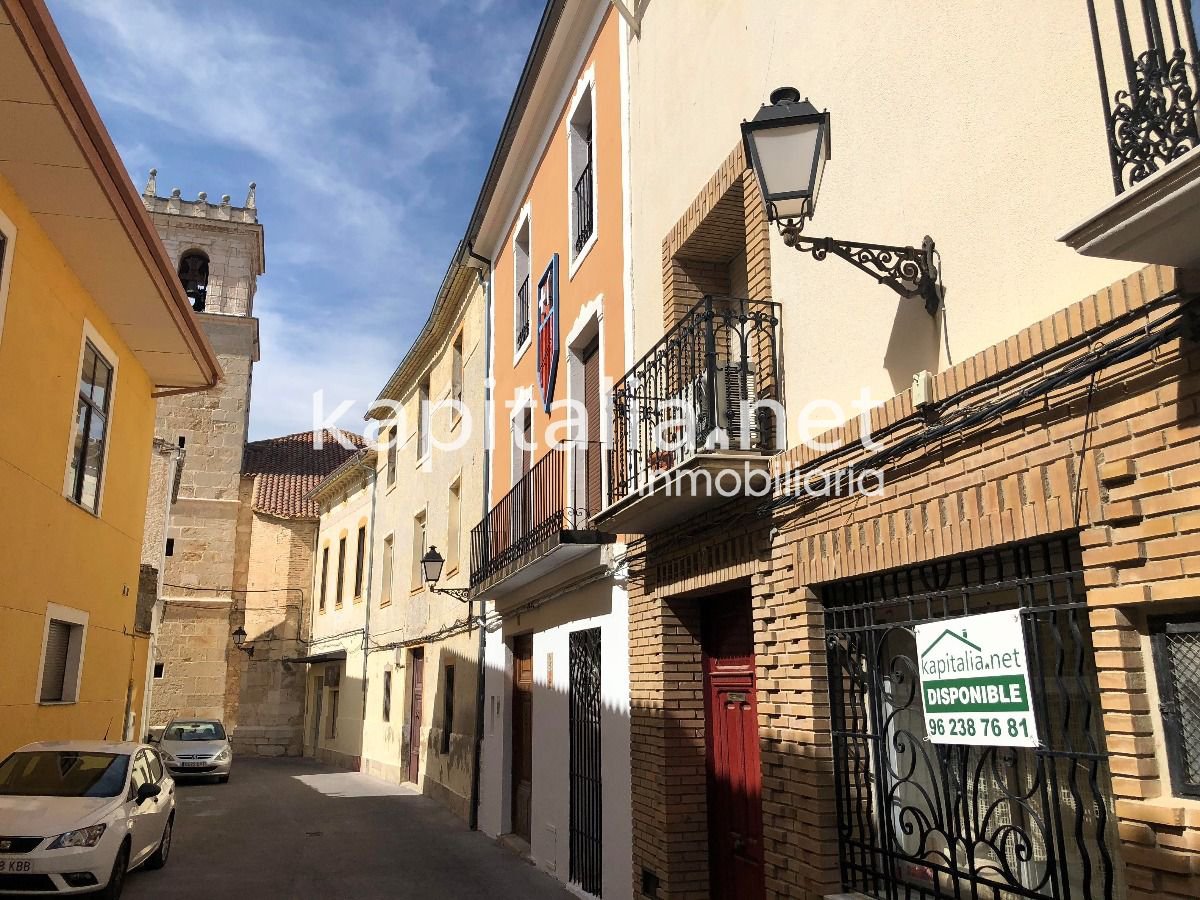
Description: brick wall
xmin=628 ymin=264 xmax=1200 ymax=899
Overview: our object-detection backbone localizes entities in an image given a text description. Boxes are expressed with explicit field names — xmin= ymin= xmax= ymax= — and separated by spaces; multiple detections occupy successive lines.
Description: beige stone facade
xmin=143 ymin=182 xmax=263 ymax=733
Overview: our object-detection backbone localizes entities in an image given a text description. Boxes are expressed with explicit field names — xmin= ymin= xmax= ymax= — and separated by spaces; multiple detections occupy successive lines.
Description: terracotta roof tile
xmin=241 ymin=430 xmax=364 ymax=519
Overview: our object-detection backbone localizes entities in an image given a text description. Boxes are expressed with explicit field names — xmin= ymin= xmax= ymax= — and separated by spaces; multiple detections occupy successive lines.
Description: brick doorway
xmin=702 ymin=589 xmax=764 ymax=900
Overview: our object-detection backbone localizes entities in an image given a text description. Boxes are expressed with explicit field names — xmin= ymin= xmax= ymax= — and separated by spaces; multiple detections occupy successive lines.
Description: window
xmin=441 ymin=665 xmax=455 ymax=754
xmin=386 ymin=425 xmax=398 ymax=487
xmin=153 ymin=662 xmax=165 ymax=679
xmin=146 ymin=750 xmax=164 ymax=783
xmin=411 ymin=511 xmax=427 ymax=589
xmin=165 ymin=538 xmax=175 ymax=557
xmin=66 ymin=340 xmax=114 ymax=513
xmin=452 ymin=332 xmax=464 ymax=407
xmin=38 ymin=611 xmax=85 ymax=704
xmin=326 ymin=688 xmax=339 ymax=739
xmin=514 ymin=216 xmax=531 ymax=351
xmin=335 ymin=536 xmax=347 ymax=608
xmin=1151 ymin=615 xmax=1200 ymax=798
xmin=383 ymin=669 xmax=392 ymax=721
xmin=417 ymin=378 xmax=431 ymax=460
xmin=447 ymin=479 xmax=461 ymax=572
xmin=568 ymin=80 xmax=595 ymax=259
xmin=381 ymin=535 xmax=394 ymax=605
xmin=319 ymin=546 xmax=329 ymax=612
xmin=178 ymin=251 xmax=209 ymax=312
xmin=354 ymin=525 xmax=367 ymax=599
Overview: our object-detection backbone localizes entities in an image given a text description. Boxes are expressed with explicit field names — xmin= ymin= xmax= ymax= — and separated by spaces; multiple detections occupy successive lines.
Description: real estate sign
xmin=914 ymin=609 xmax=1040 ymax=748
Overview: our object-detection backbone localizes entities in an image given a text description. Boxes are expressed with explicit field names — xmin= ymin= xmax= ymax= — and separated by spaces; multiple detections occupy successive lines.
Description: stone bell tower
xmin=141 ymin=171 xmax=264 ymax=724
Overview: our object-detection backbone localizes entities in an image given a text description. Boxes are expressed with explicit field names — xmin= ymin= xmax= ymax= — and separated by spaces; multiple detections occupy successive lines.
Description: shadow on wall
xmin=883 ymin=290 xmax=944 ymax=396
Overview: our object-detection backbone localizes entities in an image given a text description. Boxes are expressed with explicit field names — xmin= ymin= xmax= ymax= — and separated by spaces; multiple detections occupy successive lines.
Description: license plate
xmin=1 ymin=858 xmax=36 ymax=874
xmin=180 ymin=760 xmax=207 ymax=767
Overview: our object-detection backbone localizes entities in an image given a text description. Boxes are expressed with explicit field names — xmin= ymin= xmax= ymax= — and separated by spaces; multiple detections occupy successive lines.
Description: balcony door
xmin=582 ymin=338 xmax=602 ymax=519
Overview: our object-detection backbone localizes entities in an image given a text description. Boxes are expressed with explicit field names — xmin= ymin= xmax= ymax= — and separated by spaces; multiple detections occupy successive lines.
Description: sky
xmin=48 ymin=0 xmax=545 ymax=440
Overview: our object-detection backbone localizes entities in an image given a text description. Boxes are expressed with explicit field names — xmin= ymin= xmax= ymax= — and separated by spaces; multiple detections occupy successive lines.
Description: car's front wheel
xmin=144 ymin=814 xmax=173 ymax=870
xmin=99 ymin=839 xmax=130 ymax=899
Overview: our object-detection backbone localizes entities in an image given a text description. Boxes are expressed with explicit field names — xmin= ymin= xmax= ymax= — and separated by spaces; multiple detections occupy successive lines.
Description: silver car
xmin=156 ymin=721 xmax=232 ymax=783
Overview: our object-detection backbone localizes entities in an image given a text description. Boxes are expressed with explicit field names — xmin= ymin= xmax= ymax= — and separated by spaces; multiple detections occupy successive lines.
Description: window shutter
xmin=41 ymin=621 xmax=72 ymax=702
xmin=583 ymin=341 xmax=602 ymax=515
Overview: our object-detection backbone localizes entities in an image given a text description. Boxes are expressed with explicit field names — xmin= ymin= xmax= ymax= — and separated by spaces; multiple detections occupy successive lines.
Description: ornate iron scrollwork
xmin=1111 ymin=46 xmax=1200 ymax=187
xmin=780 ymin=228 xmax=942 ymax=315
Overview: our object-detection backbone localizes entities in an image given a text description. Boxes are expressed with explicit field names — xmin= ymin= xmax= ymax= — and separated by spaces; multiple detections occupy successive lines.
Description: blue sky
xmin=48 ymin=0 xmax=544 ymax=440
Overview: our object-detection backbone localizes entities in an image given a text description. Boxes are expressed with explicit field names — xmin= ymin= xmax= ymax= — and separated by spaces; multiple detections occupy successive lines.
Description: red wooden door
xmin=511 ymin=634 xmax=534 ymax=841
xmin=408 ymin=648 xmax=424 ymax=784
xmin=703 ymin=594 xmax=764 ymax=900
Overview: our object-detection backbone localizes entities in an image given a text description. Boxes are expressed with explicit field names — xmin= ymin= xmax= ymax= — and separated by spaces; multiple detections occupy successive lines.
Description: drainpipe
xmin=361 ymin=461 xmax=379 ymax=721
xmin=463 ymin=242 xmax=492 ymax=831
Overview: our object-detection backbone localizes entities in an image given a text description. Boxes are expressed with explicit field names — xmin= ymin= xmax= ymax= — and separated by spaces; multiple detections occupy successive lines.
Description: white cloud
xmin=50 ymin=0 xmax=540 ymax=440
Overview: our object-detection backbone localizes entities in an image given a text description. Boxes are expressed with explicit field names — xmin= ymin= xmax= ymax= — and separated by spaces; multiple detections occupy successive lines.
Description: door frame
xmin=407 ymin=647 xmax=424 ymax=784
xmin=701 ymin=590 xmax=764 ymax=900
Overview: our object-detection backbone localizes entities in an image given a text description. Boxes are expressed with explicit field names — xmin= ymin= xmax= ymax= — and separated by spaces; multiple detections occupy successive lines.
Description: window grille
xmin=1151 ymin=615 xmax=1200 ymax=797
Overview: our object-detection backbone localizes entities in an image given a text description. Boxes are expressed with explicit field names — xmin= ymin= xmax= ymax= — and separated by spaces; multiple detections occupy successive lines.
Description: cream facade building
xmin=303 ymin=447 xmax=376 ymax=770
xmin=358 ymin=251 xmax=488 ymax=819
xmin=600 ymin=2 xmax=1200 ymax=900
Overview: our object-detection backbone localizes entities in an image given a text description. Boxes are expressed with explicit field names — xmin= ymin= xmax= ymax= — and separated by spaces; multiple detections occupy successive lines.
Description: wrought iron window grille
xmin=573 ymin=159 xmax=595 ymax=255
xmin=822 ymin=535 xmax=1122 ymax=900
xmin=1149 ymin=614 xmax=1200 ymax=798
xmin=1085 ymin=0 xmax=1200 ymax=193
xmin=516 ymin=276 xmax=531 ymax=349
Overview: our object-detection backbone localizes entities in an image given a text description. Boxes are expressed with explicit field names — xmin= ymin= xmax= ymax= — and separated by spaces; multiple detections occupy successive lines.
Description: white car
xmin=0 ymin=740 xmax=174 ymax=897
xmin=156 ymin=720 xmax=232 ymax=783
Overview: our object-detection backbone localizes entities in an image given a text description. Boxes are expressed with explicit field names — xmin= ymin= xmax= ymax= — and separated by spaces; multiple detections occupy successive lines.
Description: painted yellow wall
xmin=0 ymin=173 xmax=154 ymax=754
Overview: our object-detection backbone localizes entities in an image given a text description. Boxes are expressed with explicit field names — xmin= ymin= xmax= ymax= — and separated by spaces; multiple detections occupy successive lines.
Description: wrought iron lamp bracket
xmin=431 ymin=586 xmax=472 ymax=603
xmin=780 ymin=225 xmax=942 ymax=315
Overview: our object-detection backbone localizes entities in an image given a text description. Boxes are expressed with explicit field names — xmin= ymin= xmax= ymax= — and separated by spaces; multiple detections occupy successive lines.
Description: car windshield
xmin=0 ymin=751 xmax=130 ymax=798
xmin=163 ymin=722 xmax=226 ymax=741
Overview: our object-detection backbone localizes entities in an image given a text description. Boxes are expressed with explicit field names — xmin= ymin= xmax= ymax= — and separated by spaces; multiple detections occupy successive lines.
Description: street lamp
xmin=231 ymin=625 xmax=254 ymax=657
xmin=420 ymin=546 xmax=469 ymax=602
xmin=742 ymin=87 xmax=942 ymax=315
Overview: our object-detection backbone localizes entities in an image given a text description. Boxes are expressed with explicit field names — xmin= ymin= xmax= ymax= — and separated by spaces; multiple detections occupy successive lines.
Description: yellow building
xmin=0 ymin=0 xmax=221 ymax=756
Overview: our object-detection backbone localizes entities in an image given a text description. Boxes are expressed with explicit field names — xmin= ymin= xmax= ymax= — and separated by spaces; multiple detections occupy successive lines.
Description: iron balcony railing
xmin=573 ymin=160 xmax=594 ymax=253
xmin=470 ymin=443 xmax=602 ymax=589
xmin=1086 ymin=0 xmax=1200 ymax=192
xmin=608 ymin=295 xmax=783 ymax=507
xmin=516 ymin=276 xmax=531 ymax=348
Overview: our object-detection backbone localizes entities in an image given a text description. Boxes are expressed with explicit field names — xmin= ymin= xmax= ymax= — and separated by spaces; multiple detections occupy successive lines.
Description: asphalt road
xmin=123 ymin=756 xmax=574 ymax=900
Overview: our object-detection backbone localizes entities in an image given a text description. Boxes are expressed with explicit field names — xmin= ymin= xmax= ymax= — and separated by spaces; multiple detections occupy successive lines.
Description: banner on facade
xmin=914 ymin=609 xmax=1039 ymax=748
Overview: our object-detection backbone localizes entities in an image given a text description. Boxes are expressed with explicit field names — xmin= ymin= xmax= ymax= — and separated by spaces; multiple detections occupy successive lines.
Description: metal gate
xmin=821 ymin=535 xmax=1121 ymax=900
xmin=569 ymin=627 xmax=603 ymax=896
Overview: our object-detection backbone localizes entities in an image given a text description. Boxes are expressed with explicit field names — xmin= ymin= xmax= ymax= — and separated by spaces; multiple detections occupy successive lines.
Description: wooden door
xmin=511 ymin=634 xmax=534 ymax=841
xmin=702 ymin=593 xmax=764 ymax=900
xmin=309 ymin=676 xmax=324 ymax=754
xmin=581 ymin=339 xmax=602 ymax=516
xmin=408 ymin=648 xmax=424 ymax=784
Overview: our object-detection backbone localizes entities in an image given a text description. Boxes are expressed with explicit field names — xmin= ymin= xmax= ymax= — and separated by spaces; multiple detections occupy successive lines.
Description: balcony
xmin=470 ymin=443 xmax=614 ymax=599
xmin=597 ymin=296 xmax=783 ymax=534
xmin=1061 ymin=0 xmax=1200 ymax=267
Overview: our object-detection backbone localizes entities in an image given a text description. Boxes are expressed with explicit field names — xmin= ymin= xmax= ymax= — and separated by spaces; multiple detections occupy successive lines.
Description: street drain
xmin=305 ymin=831 xmax=323 ymax=837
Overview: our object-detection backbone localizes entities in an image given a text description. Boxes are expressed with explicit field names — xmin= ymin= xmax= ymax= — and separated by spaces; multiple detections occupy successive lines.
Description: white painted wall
xmin=626 ymin=1 xmax=1139 ymax=444
xmin=479 ymin=574 xmax=632 ymax=900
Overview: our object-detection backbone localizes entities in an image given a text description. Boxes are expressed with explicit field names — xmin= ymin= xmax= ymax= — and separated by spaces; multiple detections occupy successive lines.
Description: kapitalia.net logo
xmin=920 ymin=629 xmax=1029 ymax=712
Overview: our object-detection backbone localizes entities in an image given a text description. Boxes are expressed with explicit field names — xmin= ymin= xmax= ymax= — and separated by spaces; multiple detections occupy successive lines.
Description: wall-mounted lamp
xmin=420 ymin=546 xmax=470 ymax=602
xmin=742 ymin=87 xmax=942 ymax=315
xmin=231 ymin=625 xmax=254 ymax=657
